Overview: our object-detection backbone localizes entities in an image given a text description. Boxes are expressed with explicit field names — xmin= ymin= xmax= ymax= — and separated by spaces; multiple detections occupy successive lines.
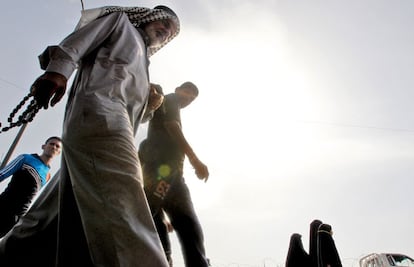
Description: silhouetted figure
xmin=285 ymin=233 xmax=311 ymax=267
xmin=309 ymin=219 xmax=323 ymax=267
xmin=317 ymin=224 xmax=342 ymax=267
xmin=139 ymin=82 xmax=210 ymax=267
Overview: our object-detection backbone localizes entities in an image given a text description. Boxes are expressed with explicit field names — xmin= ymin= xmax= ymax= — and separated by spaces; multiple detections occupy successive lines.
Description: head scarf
xmin=75 ymin=6 xmax=180 ymax=56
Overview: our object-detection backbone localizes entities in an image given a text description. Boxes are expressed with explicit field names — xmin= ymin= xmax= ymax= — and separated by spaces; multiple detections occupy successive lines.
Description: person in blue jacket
xmin=0 ymin=136 xmax=61 ymax=237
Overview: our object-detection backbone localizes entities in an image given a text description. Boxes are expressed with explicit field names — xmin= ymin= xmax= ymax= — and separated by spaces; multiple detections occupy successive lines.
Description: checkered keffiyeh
xmin=76 ymin=6 xmax=180 ymax=56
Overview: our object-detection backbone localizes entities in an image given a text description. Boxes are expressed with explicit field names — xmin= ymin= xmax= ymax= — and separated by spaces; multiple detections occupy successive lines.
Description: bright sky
xmin=1 ymin=1 xmax=414 ymax=266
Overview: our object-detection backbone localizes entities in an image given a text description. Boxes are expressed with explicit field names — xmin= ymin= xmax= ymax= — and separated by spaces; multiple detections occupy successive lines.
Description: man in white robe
xmin=8 ymin=6 xmax=180 ymax=267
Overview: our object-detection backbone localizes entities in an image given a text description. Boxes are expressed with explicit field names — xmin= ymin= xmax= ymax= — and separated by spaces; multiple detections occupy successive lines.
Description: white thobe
xmin=38 ymin=12 xmax=168 ymax=267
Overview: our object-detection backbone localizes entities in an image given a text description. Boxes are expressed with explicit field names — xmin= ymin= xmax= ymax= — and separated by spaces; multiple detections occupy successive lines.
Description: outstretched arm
xmin=164 ymin=121 xmax=209 ymax=182
xmin=31 ymin=12 xmax=128 ymax=109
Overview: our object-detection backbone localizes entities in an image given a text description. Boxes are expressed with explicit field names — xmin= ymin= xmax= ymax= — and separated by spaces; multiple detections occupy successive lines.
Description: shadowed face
xmin=176 ymin=87 xmax=198 ymax=109
xmin=143 ymin=19 xmax=177 ymax=48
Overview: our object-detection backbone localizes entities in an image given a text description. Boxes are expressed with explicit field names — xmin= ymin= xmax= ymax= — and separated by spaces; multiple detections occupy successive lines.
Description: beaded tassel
xmin=0 ymin=92 xmax=41 ymax=133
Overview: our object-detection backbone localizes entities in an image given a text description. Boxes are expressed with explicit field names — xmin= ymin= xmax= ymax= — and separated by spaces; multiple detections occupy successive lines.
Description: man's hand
xmin=189 ymin=157 xmax=209 ymax=182
xmin=162 ymin=215 xmax=174 ymax=233
xmin=147 ymin=84 xmax=164 ymax=111
xmin=30 ymin=72 xmax=67 ymax=109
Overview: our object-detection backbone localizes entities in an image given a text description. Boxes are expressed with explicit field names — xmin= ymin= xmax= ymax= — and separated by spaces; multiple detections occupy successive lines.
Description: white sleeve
xmin=38 ymin=12 xmax=127 ymax=79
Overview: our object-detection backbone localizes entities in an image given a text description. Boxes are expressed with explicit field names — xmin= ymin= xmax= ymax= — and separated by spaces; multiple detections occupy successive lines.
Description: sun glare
xmin=149 ymin=9 xmax=331 ymax=210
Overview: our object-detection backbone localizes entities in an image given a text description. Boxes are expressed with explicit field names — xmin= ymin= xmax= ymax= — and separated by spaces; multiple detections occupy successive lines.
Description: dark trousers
xmin=0 ymin=172 xmax=61 ymax=267
xmin=0 ymin=170 xmax=37 ymax=237
xmin=151 ymin=178 xmax=209 ymax=267
xmin=154 ymin=212 xmax=173 ymax=266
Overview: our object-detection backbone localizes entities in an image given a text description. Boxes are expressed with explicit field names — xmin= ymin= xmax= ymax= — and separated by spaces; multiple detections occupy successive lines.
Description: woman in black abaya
xmin=309 ymin=219 xmax=323 ymax=267
xmin=285 ymin=233 xmax=311 ymax=267
xmin=317 ymin=223 xmax=342 ymax=267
